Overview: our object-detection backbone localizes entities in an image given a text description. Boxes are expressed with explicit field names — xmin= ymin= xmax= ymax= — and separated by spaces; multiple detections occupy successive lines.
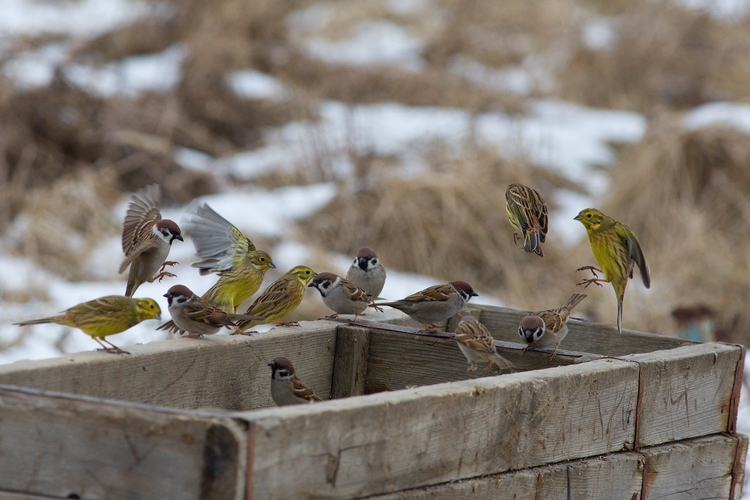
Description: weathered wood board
xmin=623 ymin=343 xmax=743 ymax=448
xmin=0 ymin=320 xmax=338 ymax=410
xmin=640 ymin=434 xmax=746 ymax=500
xmin=0 ymin=385 xmax=246 ymax=500
xmin=368 ymin=452 xmax=643 ymax=500
xmin=240 ymin=359 xmax=639 ymax=499
xmin=465 ymin=304 xmax=695 ymax=356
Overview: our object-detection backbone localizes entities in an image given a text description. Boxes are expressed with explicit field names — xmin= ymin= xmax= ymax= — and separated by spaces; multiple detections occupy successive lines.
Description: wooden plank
xmin=330 ymin=325 xmax=370 ymax=399
xmin=364 ymin=327 xmax=586 ymax=394
xmin=473 ymin=304 xmax=694 ymax=356
xmin=622 ymin=343 xmax=742 ymax=447
xmin=0 ymin=385 xmax=246 ymax=500
xmin=0 ymin=320 xmax=339 ymax=410
xmin=731 ymin=434 xmax=749 ymax=500
xmin=640 ymin=434 xmax=740 ymax=499
xmin=368 ymin=452 xmax=643 ymax=500
xmin=0 ymin=491 xmax=62 ymax=500
xmin=239 ymin=359 xmax=639 ymax=499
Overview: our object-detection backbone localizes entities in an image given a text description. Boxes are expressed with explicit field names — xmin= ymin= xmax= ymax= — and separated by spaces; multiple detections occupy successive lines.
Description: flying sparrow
xmin=15 ymin=295 xmax=161 ymax=354
xmin=345 ymin=246 xmax=386 ymax=298
xmin=268 ymin=357 xmax=322 ymax=406
xmin=454 ymin=315 xmax=514 ymax=372
xmin=377 ymin=281 xmax=478 ymax=331
xmin=518 ymin=293 xmax=587 ymax=361
xmin=308 ymin=272 xmax=379 ymax=319
xmin=575 ymin=207 xmax=650 ymax=333
xmin=505 ymin=183 xmax=548 ymax=257
xmin=158 ymin=285 xmax=263 ymax=338
xmin=234 ymin=265 xmax=317 ymax=333
xmin=119 ymin=184 xmax=183 ymax=297
xmin=185 ymin=203 xmax=276 ymax=313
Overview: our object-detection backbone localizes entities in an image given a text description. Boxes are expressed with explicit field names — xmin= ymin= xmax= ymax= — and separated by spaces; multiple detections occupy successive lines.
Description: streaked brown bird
xmin=455 ymin=315 xmax=514 ymax=372
xmin=505 ymin=183 xmax=548 ymax=257
xmin=518 ymin=293 xmax=587 ymax=361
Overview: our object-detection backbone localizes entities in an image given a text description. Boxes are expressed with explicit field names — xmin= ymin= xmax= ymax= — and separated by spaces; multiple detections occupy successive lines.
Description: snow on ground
xmin=227 ymin=70 xmax=288 ymax=101
xmin=684 ymin=101 xmax=750 ymax=134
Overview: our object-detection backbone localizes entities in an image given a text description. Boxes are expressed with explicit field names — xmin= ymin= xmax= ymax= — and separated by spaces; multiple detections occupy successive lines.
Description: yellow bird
xmin=574 ymin=208 xmax=650 ymax=333
xmin=505 ymin=183 xmax=548 ymax=257
xmin=235 ymin=265 xmax=316 ymax=333
xmin=186 ymin=203 xmax=276 ymax=312
xmin=14 ymin=295 xmax=161 ymax=354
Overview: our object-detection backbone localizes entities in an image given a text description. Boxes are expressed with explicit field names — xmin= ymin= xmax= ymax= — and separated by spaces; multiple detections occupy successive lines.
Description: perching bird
xmin=377 ymin=281 xmax=478 ymax=332
xmin=235 ymin=265 xmax=317 ymax=333
xmin=185 ymin=203 xmax=276 ymax=313
xmin=518 ymin=293 xmax=587 ymax=361
xmin=158 ymin=285 xmax=263 ymax=337
xmin=308 ymin=272 xmax=378 ymax=319
xmin=455 ymin=315 xmax=514 ymax=372
xmin=574 ymin=208 xmax=650 ymax=333
xmin=505 ymin=183 xmax=548 ymax=257
xmin=268 ymin=357 xmax=322 ymax=406
xmin=119 ymin=184 xmax=183 ymax=297
xmin=345 ymin=246 xmax=386 ymax=298
xmin=14 ymin=295 xmax=161 ymax=354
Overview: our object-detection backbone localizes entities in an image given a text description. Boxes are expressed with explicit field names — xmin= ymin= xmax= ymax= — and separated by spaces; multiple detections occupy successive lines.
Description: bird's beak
xmin=267 ymin=361 xmax=274 ymax=367
xmin=155 ymin=312 xmax=162 ymax=321
xmin=357 ymin=258 xmax=368 ymax=271
xmin=163 ymin=292 xmax=169 ymax=298
xmin=573 ymin=214 xmax=582 ymax=221
xmin=175 ymin=235 xmax=184 ymax=241
xmin=471 ymin=291 xmax=479 ymax=297
xmin=307 ymin=281 xmax=316 ymax=288
xmin=269 ymin=262 xmax=277 ymax=269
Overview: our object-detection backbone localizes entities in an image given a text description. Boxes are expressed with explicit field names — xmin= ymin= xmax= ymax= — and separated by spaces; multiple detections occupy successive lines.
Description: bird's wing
xmin=292 ymin=377 xmax=322 ymax=402
xmin=186 ymin=203 xmax=255 ymax=275
xmin=618 ymin=224 xmax=651 ymax=288
xmin=457 ymin=321 xmax=496 ymax=353
xmin=118 ymin=239 xmax=160 ymax=274
xmin=122 ymin=184 xmax=162 ymax=256
xmin=245 ymin=278 xmax=297 ymax=318
xmin=341 ymin=279 xmax=373 ymax=303
xmin=400 ymin=283 xmax=453 ymax=303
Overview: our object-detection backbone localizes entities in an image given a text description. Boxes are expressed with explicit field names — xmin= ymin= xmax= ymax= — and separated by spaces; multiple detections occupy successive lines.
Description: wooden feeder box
xmin=0 ymin=305 xmax=745 ymax=499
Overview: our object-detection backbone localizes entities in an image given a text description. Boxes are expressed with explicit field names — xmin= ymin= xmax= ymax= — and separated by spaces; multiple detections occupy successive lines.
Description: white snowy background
xmin=0 ymin=0 xmax=748 ymax=495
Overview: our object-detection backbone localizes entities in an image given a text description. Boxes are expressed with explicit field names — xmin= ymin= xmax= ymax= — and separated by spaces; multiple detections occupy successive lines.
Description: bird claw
xmin=576 ymin=266 xmax=602 ymax=278
xmin=467 ymin=365 xmax=476 ymax=373
xmin=512 ymin=232 xmax=520 ymax=247
xmin=96 ymin=347 xmax=130 ymax=355
xmin=230 ymin=328 xmax=256 ymax=336
xmin=576 ymin=278 xmax=604 ymax=289
xmin=370 ymin=304 xmax=384 ymax=312
xmin=153 ymin=271 xmax=177 ymax=283
xmin=182 ymin=332 xmax=204 ymax=339
xmin=324 ymin=313 xmax=340 ymax=319
xmin=160 ymin=261 xmax=179 ymax=271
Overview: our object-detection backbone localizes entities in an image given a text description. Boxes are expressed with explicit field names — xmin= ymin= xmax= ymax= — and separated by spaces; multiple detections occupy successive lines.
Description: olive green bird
xmin=505 ymin=183 xmax=548 ymax=257
xmin=185 ymin=203 xmax=276 ymax=312
xmin=14 ymin=295 xmax=161 ymax=354
xmin=574 ymin=208 xmax=650 ymax=334
xmin=234 ymin=265 xmax=316 ymax=333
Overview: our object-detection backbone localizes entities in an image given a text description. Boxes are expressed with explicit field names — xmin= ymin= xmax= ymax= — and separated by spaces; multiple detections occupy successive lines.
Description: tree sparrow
xmin=119 ymin=184 xmax=183 ymax=297
xmin=308 ymin=272 xmax=379 ymax=319
xmin=268 ymin=357 xmax=322 ymax=406
xmin=345 ymin=246 xmax=386 ymax=298
xmin=505 ymin=183 xmax=548 ymax=257
xmin=377 ymin=281 xmax=478 ymax=331
xmin=158 ymin=285 xmax=263 ymax=338
xmin=454 ymin=315 xmax=514 ymax=372
xmin=518 ymin=293 xmax=587 ymax=361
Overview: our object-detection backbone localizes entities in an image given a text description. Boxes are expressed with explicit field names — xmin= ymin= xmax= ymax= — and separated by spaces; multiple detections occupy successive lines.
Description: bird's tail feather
xmin=491 ymin=353 xmax=515 ymax=372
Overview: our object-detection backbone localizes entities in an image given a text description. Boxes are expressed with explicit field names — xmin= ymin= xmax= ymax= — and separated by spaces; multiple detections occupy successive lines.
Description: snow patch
xmin=684 ymin=101 xmax=750 ymax=134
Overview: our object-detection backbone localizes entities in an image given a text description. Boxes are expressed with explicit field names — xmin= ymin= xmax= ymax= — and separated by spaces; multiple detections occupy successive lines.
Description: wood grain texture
xmin=0 ymin=492 xmax=62 ymax=500
xmin=622 ymin=343 xmax=742 ymax=447
xmin=330 ymin=325 xmax=370 ymax=399
xmin=640 ymin=434 xmax=741 ymax=500
xmin=364 ymin=327 xmax=583 ymax=394
xmin=0 ymin=320 xmax=339 ymax=410
xmin=473 ymin=304 xmax=694 ymax=356
xmin=239 ymin=359 xmax=639 ymax=499
xmin=368 ymin=452 xmax=643 ymax=500
xmin=0 ymin=385 xmax=246 ymax=500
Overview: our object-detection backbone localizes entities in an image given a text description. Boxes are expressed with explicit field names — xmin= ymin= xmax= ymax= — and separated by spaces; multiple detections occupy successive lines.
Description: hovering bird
xmin=119 ymin=184 xmax=183 ymax=297
xmin=15 ymin=295 xmax=161 ymax=354
xmin=505 ymin=183 xmax=548 ymax=257
xmin=574 ymin=208 xmax=650 ymax=333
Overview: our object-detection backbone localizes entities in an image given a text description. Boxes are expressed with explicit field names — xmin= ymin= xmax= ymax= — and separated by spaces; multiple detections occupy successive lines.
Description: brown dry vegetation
xmin=2 ymin=0 xmax=750 ymax=341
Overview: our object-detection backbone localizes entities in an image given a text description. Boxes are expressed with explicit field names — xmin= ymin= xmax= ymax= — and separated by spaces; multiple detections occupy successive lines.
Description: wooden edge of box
xmin=0 ymin=385 xmax=248 ymax=500
xmin=234 ymin=358 xmax=639 ymax=499
xmin=620 ymin=343 xmax=743 ymax=448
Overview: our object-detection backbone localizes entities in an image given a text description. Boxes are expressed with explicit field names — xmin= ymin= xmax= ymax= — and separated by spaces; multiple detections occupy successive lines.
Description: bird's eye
xmin=371 ymin=259 xmax=377 ymax=265
xmin=306 ymin=270 xmax=311 ymax=275
xmin=586 ymin=214 xmax=592 ymax=218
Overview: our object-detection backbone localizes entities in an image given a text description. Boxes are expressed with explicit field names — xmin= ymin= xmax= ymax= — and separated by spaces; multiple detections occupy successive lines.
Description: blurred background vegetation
xmin=2 ymin=0 xmax=750 ymax=345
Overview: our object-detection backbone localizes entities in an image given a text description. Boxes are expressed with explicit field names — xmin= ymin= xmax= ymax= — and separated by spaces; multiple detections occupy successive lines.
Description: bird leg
xmin=370 ymin=304 xmax=384 ymax=312
xmin=160 ymin=261 xmax=179 ymax=272
xmin=576 ymin=277 xmax=606 ymax=288
xmin=150 ymin=271 xmax=177 ymax=283
xmin=547 ymin=346 xmax=559 ymax=363
xmin=183 ymin=332 xmax=204 ymax=339
xmin=324 ymin=313 xmax=340 ymax=319
xmin=512 ymin=232 xmax=520 ymax=246
xmin=576 ymin=265 xmax=603 ymax=277
xmin=94 ymin=338 xmax=130 ymax=355
xmin=419 ymin=319 xmax=439 ymax=333
xmin=467 ymin=364 xmax=477 ymax=373
xmin=483 ymin=361 xmax=494 ymax=372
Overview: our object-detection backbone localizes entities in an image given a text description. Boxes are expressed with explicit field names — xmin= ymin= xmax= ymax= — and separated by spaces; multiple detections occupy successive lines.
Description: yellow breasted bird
xmin=14 ymin=295 xmax=161 ymax=354
xmin=234 ymin=265 xmax=316 ymax=333
xmin=505 ymin=183 xmax=548 ymax=257
xmin=574 ymin=208 xmax=650 ymax=333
